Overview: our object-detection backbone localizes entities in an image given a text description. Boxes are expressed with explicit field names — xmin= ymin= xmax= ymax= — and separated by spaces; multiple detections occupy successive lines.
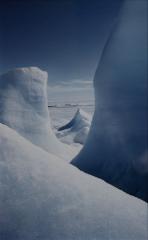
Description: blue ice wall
xmin=72 ymin=0 xmax=148 ymax=201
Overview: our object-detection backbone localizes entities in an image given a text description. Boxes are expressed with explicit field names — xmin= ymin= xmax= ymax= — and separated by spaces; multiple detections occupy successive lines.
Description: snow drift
xmin=57 ymin=108 xmax=91 ymax=145
xmin=0 ymin=67 xmax=77 ymax=161
xmin=0 ymin=123 xmax=147 ymax=240
xmin=72 ymin=0 xmax=148 ymax=201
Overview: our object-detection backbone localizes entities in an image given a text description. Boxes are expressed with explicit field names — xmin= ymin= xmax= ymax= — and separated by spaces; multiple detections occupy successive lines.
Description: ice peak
xmin=75 ymin=108 xmax=91 ymax=122
xmin=57 ymin=108 xmax=91 ymax=145
xmin=58 ymin=108 xmax=91 ymax=132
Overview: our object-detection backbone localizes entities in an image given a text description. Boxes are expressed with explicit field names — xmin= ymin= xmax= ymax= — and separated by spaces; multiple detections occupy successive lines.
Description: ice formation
xmin=72 ymin=0 xmax=148 ymax=201
xmin=0 ymin=67 xmax=77 ymax=161
xmin=0 ymin=0 xmax=147 ymax=238
xmin=0 ymin=123 xmax=147 ymax=240
xmin=57 ymin=108 xmax=91 ymax=145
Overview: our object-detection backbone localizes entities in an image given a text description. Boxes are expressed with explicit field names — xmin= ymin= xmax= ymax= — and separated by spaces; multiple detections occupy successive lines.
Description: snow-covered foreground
xmin=0 ymin=123 xmax=147 ymax=240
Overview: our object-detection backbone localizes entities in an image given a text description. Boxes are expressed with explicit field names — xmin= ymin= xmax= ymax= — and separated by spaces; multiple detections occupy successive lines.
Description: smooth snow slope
xmin=0 ymin=67 xmax=77 ymax=161
xmin=0 ymin=123 xmax=147 ymax=240
xmin=72 ymin=0 xmax=148 ymax=201
xmin=57 ymin=108 xmax=91 ymax=145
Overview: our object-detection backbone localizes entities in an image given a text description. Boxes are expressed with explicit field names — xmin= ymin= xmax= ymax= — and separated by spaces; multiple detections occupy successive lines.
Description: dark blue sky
xmin=0 ymin=0 xmax=123 ymax=83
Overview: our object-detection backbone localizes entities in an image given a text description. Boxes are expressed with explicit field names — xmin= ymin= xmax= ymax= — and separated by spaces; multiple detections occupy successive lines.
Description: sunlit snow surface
xmin=0 ymin=123 xmax=147 ymax=240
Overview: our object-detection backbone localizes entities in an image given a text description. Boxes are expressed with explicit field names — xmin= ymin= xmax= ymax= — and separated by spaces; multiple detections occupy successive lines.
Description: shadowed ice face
xmin=93 ymin=0 xmax=147 ymax=170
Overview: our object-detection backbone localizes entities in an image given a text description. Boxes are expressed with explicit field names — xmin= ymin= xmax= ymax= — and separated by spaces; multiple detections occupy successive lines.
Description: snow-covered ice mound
xmin=57 ymin=108 xmax=91 ymax=145
xmin=72 ymin=0 xmax=148 ymax=201
xmin=58 ymin=108 xmax=91 ymax=132
xmin=0 ymin=67 xmax=77 ymax=161
xmin=0 ymin=123 xmax=147 ymax=240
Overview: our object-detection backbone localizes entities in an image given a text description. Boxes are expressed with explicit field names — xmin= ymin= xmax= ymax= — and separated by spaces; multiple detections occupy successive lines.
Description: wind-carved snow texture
xmin=72 ymin=0 xmax=148 ymax=202
xmin=57 ymin=108 xmax=91 ymax=145
xmin=0 ymin=67 xmax=77 ymax=161
xmin=0 ymin=123 xmax=147 ymax=240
